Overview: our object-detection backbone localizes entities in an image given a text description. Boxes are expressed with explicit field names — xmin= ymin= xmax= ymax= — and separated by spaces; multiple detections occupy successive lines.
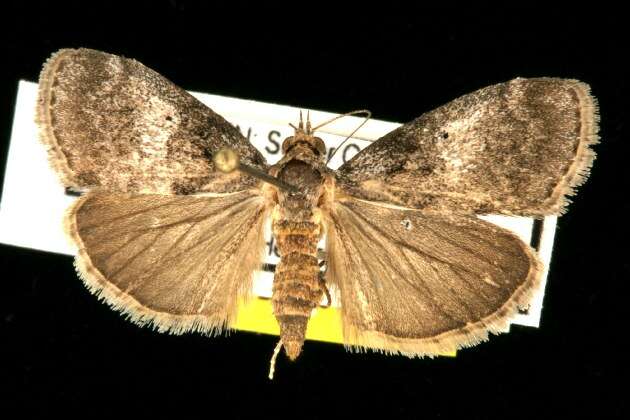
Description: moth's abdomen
xmin=272 ymin=220 xmax=323 ymax=360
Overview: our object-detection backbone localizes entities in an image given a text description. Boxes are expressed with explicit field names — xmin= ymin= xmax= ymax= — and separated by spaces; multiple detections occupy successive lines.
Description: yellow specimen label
xmin=234 ymin=297 xmax=455 ymax=356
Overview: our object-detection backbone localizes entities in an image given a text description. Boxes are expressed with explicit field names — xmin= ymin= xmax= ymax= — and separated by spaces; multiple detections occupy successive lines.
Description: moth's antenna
xmin=311 ymin=109 xmax=371 ymax=132
xmin=214 ymin=148 xmax=299 ymax=192
xmin=268 ymin=339 xmax=283 ymax=380
xmin=319 ymin=110 xmax=371 ymax=164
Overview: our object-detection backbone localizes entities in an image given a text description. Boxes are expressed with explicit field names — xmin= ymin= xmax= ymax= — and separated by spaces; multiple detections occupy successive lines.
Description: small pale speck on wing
xmin=401 ymin=218 xmax=413 ymax=230
xmin=482 ymin=274 xmax=500 ymax=288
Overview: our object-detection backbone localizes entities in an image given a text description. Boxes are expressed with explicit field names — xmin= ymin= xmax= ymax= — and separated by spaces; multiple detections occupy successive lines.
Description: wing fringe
xmin=550 ymin=80 xmax=600 ymax=214
xmin=36 ymin=49 xmax=80 ymax=189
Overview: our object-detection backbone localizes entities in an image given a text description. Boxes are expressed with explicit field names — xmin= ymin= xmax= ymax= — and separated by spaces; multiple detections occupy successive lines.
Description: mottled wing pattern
xmin=324 ymin=196 xmax=542 ymax=356
xmin=37 ymin=48 xmax=267 ymax=194
xmin=66 ymin=190 xmax=269 ymax=334
xmin=336 ymin=78 xmax=598 ymax=216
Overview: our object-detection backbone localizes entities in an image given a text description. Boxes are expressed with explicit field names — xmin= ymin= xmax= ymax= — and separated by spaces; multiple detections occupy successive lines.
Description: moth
xmin=36 ymin=48 xmax=598 ymax=374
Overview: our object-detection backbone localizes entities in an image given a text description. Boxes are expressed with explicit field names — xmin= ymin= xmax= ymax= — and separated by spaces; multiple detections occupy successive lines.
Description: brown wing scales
xmin=336 ymin=78 xmax=598 ymax=216
xmin=36 ymin=49 xmax=598 ymax=364
xmin=66 ymin=190 xmax=269 ymax=335
xmin=37 ymin=48 xmax=266 ymax=194
xmin=325 ymin=196 xmax=542 ymax=356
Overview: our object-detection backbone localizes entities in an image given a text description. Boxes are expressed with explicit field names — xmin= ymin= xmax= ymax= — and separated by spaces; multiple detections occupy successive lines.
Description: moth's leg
xmin=317 ymin=249 xmax=332 ymax=307
xmin=319 ymin=272 xmax=332 ymax=308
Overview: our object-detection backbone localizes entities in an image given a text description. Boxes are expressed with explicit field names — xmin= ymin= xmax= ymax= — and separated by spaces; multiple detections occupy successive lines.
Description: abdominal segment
xmin=272 ymin=219 xmax=323 ymax=360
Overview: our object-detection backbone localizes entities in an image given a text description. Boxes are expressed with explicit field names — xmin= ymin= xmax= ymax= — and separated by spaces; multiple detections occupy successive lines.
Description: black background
xmin=0 ymin=2 xmax=627 ymax=418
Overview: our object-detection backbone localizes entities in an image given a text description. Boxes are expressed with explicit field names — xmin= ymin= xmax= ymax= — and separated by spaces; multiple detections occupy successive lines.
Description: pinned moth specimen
xmin=36 ymin=49 xmax=598 ymax=374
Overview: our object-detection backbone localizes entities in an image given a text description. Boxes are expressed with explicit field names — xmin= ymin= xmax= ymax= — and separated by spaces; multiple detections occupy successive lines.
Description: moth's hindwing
xmin=324 ymin=196 xmax=542 ymax=356
xmin=66 ymin=190 xmax=269 ymax=335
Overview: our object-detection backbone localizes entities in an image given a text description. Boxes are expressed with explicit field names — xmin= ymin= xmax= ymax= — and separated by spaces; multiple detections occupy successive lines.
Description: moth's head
xmin=282 ymin=111 xmax=326 ymax=158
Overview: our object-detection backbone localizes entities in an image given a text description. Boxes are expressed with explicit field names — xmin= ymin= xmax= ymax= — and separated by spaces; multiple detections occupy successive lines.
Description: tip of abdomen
xmin=283 ymin=340 xmax=304 ymax=360
xmin=278 ymin=315 xmax=308 ymax=361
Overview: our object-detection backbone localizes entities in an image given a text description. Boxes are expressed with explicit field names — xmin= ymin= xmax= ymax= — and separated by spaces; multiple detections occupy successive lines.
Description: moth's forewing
xmin=37 ymin=48 xmax=267 ymax=195
xmin=325 ymin=197 xmax=542 ymax=355
xmin=66 ymin=190 xmax=269 ymax=334
xmin=336 ymin=78 xmax=598 ymax=216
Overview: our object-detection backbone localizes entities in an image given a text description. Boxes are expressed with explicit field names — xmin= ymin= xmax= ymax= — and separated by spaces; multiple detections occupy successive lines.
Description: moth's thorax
xmin=268 ymin=130 xmax=334 ymax=219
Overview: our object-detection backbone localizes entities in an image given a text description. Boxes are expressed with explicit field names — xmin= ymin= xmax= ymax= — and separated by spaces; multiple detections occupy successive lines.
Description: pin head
xmin=213 ymin=147 xmax=240 ymax=173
